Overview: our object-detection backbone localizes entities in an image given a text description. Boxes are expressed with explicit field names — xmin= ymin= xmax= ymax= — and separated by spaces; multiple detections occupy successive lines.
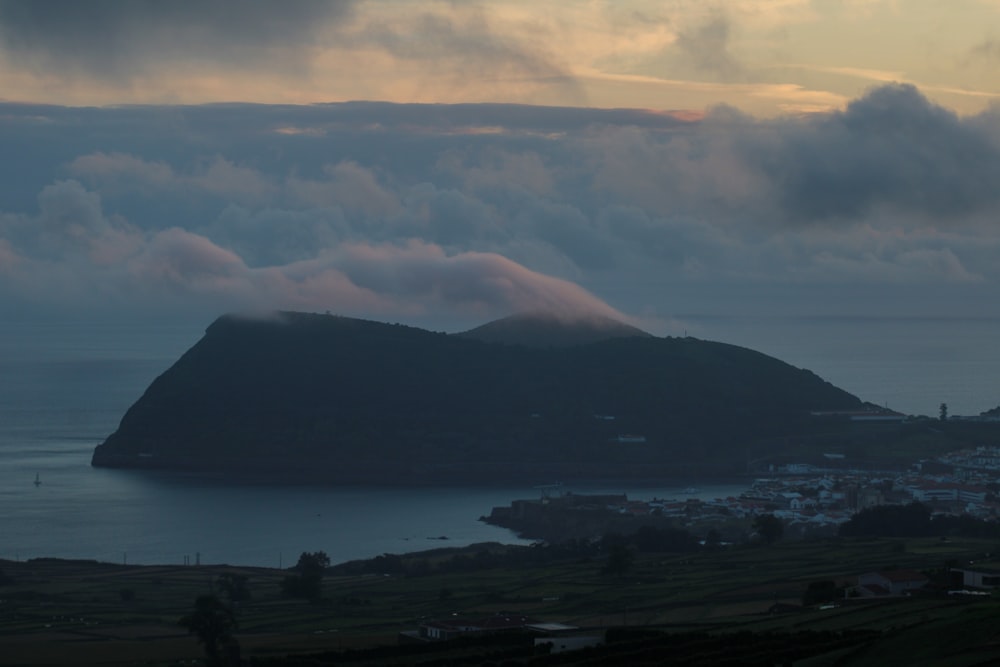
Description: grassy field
xmin=1 ymin=535 xmax=999 ymax=665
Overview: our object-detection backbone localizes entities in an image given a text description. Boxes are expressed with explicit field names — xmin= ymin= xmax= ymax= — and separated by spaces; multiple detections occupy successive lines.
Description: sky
xmin=1 ymin=0 xmax=1000 ymax=342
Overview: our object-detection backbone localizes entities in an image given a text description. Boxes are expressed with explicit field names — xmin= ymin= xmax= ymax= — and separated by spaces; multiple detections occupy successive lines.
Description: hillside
xmin=5 ymin=537 xmax=1000 ymax=665
xmin=91 ymin=311 xmax=865 ymax=482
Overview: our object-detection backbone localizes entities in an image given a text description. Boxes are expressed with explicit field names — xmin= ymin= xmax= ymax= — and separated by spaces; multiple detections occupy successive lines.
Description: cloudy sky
xmin=1 ymin=0 xmax=999 ymax=340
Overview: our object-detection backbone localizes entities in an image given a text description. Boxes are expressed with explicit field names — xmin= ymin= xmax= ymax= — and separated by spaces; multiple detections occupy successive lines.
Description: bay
xmin=0 ymin=439 xmax=740 ymax=567
xmin=2 ymin=315 xmax=997 ymax=567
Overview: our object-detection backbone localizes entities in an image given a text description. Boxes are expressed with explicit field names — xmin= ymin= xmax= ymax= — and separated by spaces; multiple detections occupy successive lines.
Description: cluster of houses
xmin=441 ymin=445 xmax=1000 ymax=651
xmin=399 ymin=613 xmax=604 ymax=653
xmin=487 ymin=444 xmax=1000 ymax=545
xmin=599 ymin=445 xmax=1000 ymax=536
xmin=408 ymin=447 xmax=1000 ymax=651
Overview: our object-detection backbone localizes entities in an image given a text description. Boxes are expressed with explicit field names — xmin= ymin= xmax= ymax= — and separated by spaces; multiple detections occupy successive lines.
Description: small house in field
xmin=401 ymin=612 xmax=541 ymax=643
xmin=534 ymin=634 xmax=605 ymax=654
xmin=951 ymin=566 xmax=1000 ymax=590
xmin=528 ymin=623 xmax=602 ymax=654
xmin=857 ymin=570 xmax=929 ymax=597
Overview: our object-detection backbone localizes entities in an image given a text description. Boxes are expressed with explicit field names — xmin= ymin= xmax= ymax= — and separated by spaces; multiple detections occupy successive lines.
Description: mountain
xmin=92 ymin=311 xmax=865 ymax=482
xmin=456 ymin=311 xmax=653 ymax=347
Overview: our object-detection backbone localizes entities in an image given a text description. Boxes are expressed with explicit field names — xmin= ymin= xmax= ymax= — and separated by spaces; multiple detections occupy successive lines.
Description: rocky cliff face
xmin=92 ymin=311 xmax=865 ymax=482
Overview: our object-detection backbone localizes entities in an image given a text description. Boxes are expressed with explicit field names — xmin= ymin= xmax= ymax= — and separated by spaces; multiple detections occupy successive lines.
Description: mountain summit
xmin=455 ymin=311 xmax=652 ymax=348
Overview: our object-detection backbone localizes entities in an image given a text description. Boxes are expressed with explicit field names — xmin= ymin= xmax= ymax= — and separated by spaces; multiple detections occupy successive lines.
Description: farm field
xmin=1 ymin=536 xmax=999 ymax=665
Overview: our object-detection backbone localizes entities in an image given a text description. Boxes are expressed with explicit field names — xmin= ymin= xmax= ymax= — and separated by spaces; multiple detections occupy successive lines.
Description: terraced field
xmin=1 ymin=536 xmax=998 ymax=665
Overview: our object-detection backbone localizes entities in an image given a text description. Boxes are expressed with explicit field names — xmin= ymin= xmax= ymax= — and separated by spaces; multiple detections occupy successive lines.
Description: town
xmin=484 ymin=444 xmax=1000 ymax=542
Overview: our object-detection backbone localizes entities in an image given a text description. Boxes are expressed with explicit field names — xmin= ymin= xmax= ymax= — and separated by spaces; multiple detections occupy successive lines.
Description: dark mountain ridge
xmin=92 ymin=311 xmax=865 ymax=482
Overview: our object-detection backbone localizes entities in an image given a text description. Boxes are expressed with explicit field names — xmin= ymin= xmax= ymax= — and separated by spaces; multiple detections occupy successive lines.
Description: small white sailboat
xmin=33 ymin=473 xmax=41 ymax=487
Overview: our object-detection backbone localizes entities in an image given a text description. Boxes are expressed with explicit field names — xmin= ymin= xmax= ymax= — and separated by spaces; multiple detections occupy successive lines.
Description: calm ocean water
xmin=696 ymin=315 xmax=1000 ymax=418
xmin=1 ymin=316 xmax=997 ymax=566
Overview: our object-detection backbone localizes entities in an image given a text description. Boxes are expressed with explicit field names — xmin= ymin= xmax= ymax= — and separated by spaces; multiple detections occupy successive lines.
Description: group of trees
xmin=332 ymin=518 xmax=792 ymax=583
xmin=840 ymin=502 xmax=1000 ymax=539
xmin=802 ymin=580 xmax=841 ymax=606
xmin=753 ymin=500 xmax=1000 ymax=545
xmin=597 ymin=525 xmax=706 ymax=575
xmin=178 ymin=594 xmax=240 ymax=666
xmin=179 ymin=552 xmax=330 ymax=665
xmin=328 ymin=526 xmax=712 ymax=581
xmin=176 ymin=571 xmax=260 ymax=665
xmin=331 ymin=541 xmax=605 ymax=577
xmin=753 ymin=514 xmax=785 ymax=544
xmin=279 ymin=551 xmax=330 ymax=601
xmin=215 ymin=572 xmax=251 ymax=603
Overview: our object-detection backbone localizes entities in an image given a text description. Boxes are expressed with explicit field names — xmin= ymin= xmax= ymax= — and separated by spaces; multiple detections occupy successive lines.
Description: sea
xmin=1 ymin=315 xmax=998 ymax=567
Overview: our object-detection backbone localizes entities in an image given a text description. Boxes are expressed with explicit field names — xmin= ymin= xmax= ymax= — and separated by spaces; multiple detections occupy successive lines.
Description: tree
xmin=839 ymin=503 xmax=931 ymax=538
xmin=802 ymin=580 xmax=839 ymax=606
xmin=280 ymin=551 xmax=330 ymax=601
xmin=939 ymin=402 xmax=948 ymax=421
xmin=216 ymin=573 xmax=251 ymax=604
xmin=631 ymin=524 xmax=698 ymax=552
xmin=705 ymin=528 xmax=722 ymax=550
xmin=753 ymin=514 xmax=784 ymax=545
xmin=178 ymin=594 xmax=239 ymax=666
xmin=601 ymin=543 xmax=633 ymax=575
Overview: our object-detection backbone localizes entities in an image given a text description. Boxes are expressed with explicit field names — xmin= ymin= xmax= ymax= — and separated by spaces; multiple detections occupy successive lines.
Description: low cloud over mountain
xmin=1 ymin=85 xmax=999 ymax=328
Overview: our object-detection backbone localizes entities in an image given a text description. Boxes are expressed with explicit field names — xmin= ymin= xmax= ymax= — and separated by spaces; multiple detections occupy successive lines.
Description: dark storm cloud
xmin=0 ymin=1 xmax=583 ymax=103
xmin=0 ymin=0 xmax=354 ymax=77
xmin=4 ymin=86 xmax=998 ymax=234
xmin=352 ymin=4 xmax=586 ymax=104
xmin=755 ymin=84 xmax=1000 ymax=222
xmin=2 ymin=84 xmax=1000 ymax=325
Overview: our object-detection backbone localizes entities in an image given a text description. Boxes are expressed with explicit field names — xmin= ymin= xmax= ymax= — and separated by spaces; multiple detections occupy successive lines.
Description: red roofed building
xmin=858 ymin=570 xmax=929 ymax=596
xmin=414 ymin=612 xmax=540 ymax=641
